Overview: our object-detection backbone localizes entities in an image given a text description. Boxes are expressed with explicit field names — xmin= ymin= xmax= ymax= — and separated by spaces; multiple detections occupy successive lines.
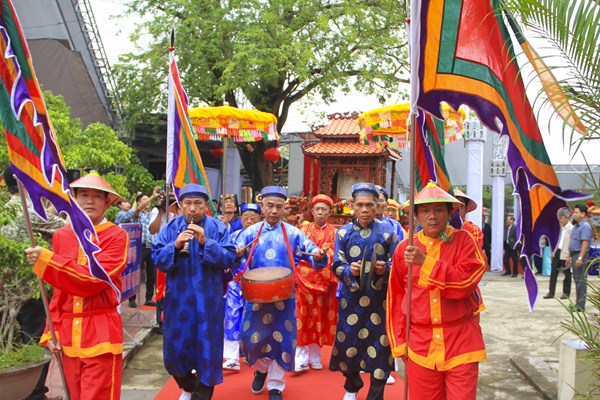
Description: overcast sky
xmin=90 ymin=0 xmax=599 ymax=165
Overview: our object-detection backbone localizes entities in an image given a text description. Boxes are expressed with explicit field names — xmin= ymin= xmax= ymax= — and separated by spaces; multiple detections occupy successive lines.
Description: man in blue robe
xmin=377 ymin=185 xmax=405 ymax=242
xmin=235 ymin=186 xmax=327 ymax=400
xmin=223 ymin=202 xmax=262 ymax=370
xmin=152 ymin=184 xmax=236 ymax=400
xmin=330 ymin=182 xmax=399 ymax=400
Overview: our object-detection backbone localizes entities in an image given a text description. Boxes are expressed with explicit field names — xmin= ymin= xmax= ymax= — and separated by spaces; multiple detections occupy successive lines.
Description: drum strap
xmin=281 ymin=222 xmax=296 ymax=271
xmin=234 ymin=223 xmax=264 ymax=283
xmin=234 ymin=221 xmax=296 ymax=283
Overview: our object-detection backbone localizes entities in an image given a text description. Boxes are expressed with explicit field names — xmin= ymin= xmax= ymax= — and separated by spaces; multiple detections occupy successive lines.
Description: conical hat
xmin=453 ymin=188 xmax=477 ymax=213
xmin=414 ymin=182 xmax=462 ymax=213
xmin=386 ymin=199 xmax=401 ymax=210
xmin=71 ymin=172 xmax=122 ymax=206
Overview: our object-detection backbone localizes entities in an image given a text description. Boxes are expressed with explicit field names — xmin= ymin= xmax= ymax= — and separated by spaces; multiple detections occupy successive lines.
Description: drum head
xmin=242 ymin=266 xmax=292 ymax=282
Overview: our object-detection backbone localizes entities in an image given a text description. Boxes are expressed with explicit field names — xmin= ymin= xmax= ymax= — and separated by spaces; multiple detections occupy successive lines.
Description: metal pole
xmin=222 ymin=137 xmax=227 ymax=198
xmin=404 ymin=112 xmax=417 ymax=399
xmin=16 ymin=179 xmax=71 ymax=400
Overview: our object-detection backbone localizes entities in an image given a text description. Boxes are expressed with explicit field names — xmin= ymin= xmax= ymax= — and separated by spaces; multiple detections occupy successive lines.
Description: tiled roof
xmin=312 ymin=112 xmax=360 ymax=137
xmin=303 ymin=143 xmax=386 ymax=157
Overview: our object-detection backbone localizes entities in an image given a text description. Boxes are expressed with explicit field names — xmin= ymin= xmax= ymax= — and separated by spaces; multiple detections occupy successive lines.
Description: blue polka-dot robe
xmin=224 ymin=228 xmax=245 ymax=341
xmin=329 ymin=219 xmax=398 ymax=380
xmin=152 ymin=214 xmax=236 ymax=386
xmin=235 ymin=221 xmax=327 ymax=371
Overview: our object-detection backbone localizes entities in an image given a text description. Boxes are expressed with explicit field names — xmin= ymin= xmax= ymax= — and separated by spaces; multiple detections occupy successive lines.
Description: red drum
xmin=240 ymin=267 xmax=294 ymax=303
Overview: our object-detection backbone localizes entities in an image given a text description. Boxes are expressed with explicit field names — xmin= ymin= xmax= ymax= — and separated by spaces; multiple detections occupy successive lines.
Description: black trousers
xmin=174 ymin=372 xmax=215 ymax=400
xmin=343 ymin=371 xmax=388 ymax=400
xmin=503 ymin=247 xmax=519 ymax=275
xmin=548 ymin=252 xmax=571 ymax=296
xmin=18 ymin=298 xmax=50 ymax=400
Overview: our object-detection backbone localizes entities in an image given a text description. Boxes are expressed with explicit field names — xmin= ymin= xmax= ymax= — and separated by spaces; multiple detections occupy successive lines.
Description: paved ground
xmin=47 ymin=272 xmax=598 ymax=399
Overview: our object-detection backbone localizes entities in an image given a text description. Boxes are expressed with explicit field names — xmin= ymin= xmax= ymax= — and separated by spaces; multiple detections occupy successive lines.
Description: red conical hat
xmin=453 ymin=188 xmax=477 ymax=213
xmin=71 ymin=172 xmax=122 ymax=207
xmin=414 ymin=182 xmax=462 ymax=213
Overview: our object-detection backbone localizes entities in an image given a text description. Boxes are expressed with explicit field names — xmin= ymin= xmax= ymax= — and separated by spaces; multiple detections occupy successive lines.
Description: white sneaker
xmin=386 ymin=375 xmax=396 ymax=385
xmin=343 ymin=391 xmax=358 ymax=400
xmin=179 ymin=391 xmax=192 ymax=400
xmin=310 ymin=361 xmax=323 ymax=370
xmin=294 ymin=363 xmax=309 ymax=372
xmin=223 ymin=359 xmax=241 ymax=370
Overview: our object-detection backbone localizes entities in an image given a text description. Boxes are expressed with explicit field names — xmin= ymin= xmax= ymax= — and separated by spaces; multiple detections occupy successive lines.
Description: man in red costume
xmin=25 ymin=173 xmax=129 ymax=400
xmin=294 ymin=194 xmax=338 ymax=372
xmin=387 ymin=182 xmax=486 ymax=400
xmin=453 ymin=189 xmax=483 ymax=248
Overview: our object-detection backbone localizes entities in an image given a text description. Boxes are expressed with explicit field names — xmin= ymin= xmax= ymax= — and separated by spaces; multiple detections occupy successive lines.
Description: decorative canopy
xmin=188 ymin=105 xmax=278 ymax=142
xmin=358 ymin=102 xmax=466 ymax=148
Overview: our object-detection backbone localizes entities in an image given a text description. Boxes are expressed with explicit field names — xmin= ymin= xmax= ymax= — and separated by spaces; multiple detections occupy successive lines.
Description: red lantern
xmin=210 ymin=147 xmax=224 ymax=158
xmin=263 ymin=147 xmax=281 ymax=162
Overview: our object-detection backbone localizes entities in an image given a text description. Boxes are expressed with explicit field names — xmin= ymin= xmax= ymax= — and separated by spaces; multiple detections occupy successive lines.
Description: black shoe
xmin=543 ymin=293 xmax=554 ymax=299
xmin=568 ymin=305 xmax=584 ymax=313
xmin=501 ymin=272 xmax=511 ymax=276
xmin=144 ymin=300 xmax=157 ymax=306
xmin=128 ymin=300 xmax=137 ymax=308
xmin=153 ymin=326 xmax=163 ymax=335
xmin=251 ymin=371 xmax=267 ymax=394
xmin=560 ymin=294 xmax=569 ymax=300
xmin=511 ymin=274 xmax=518 ymax=277
xmin=269 ymin=389 xmax=283 ymax=400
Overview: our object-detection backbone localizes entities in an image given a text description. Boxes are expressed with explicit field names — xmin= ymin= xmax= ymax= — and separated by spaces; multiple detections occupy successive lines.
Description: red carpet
xmin=155 ymin=346 xmax=405 ymax=399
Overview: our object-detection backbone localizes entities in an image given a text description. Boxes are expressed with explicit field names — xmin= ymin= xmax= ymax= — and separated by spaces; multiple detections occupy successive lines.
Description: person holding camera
xmin=128 ymin=186 xmax=163 ymax=308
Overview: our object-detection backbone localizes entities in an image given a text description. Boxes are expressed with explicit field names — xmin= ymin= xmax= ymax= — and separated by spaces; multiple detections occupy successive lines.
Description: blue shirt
xmin=569 ymin=219 xmax=593 ymax=254
xmin=134 ymin=210 xmax=154 ymax=247
xmin=115 ymin=209 xmax=135 ymax=224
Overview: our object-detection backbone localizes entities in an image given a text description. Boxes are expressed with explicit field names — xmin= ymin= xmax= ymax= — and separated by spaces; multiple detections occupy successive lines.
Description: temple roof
xmin=312 ymin=111 xmax=361 ymax=138
xmin=303 ymin=142 xmax=387 ymax=158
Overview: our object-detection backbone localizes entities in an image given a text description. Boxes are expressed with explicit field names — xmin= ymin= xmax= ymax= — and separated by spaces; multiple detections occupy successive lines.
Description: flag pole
xmin=404 ymin=113 xmax=417 ymax=399
xmin=16 ymin=179 xmax=71 ymax=400
xmin=405 ymin=0 xmax=416 ymax=396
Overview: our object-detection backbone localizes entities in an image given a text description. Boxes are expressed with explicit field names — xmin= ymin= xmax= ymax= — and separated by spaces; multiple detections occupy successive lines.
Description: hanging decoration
xmin=189 ymin=105 xmax=278 ymax=142
xmin=263 ymin=147 xmax=282 ymax=162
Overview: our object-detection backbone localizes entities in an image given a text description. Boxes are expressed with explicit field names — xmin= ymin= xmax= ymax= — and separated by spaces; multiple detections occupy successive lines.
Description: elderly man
xmin=25 ymin=172 xmax=129 ymax=400
xmin=387 ymin=182 xmax=487 ymax=400
xmin=330 ymin=183 xmax=399 ymax=400
xmin=544 ymin=208 xmax=574 ymax=300
xmin=235 ymin=186 xmax=327 ymax=400
xmin=294 ymin=194 xmax=338 ymax=372
xmin=152 ymin=184 xmax=236 ymax=400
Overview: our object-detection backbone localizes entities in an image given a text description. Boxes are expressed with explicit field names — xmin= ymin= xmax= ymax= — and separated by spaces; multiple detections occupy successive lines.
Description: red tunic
xmin=295 ymin=222 xmax=338 ymax=347
xmin=462 ymin=220 xmax=483 ymax=248
xmin=34 ymin=221 xmax=129 ymax=359
xmin=386 ymin=226 xmax=486 ymax=371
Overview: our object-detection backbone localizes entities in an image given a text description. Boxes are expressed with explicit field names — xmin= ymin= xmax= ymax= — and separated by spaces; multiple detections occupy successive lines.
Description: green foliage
xmin=103 ymin=172 xmax=130 ymax=201
xmin=124 ymin=155 xmax=159 ymax=195
xmin=503 ymin=0 xmax=600 ymax=150
xmin=61 ymin=123 xmax=132 ymax=172
xmin=1 ymin=91 xmax=133 ymax=174
xmin=0 ymin=342 xmax=45 ymax=370
xmin=115 ymin=0 xmax=409 ymax=131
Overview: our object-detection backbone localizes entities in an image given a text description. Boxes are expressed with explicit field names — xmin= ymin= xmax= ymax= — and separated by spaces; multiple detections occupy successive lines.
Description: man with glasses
xmin=152 ymin=184 xmax=236 ymax=400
